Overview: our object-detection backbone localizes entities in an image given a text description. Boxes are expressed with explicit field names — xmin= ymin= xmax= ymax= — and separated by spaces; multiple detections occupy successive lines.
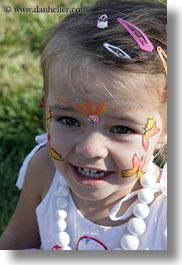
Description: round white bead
xmin=56 ymin=219 xmax=67 ymax=232
xmin=56 ymin=231 xmax=70 ymax=247
xmin=140 ymin=173 xmax=156 ymax=188
xmin=56 ymin=197 xmax=68 ymax=209
xmin=127 ymin=218 xmax=146 ymax=236
xmin=138 ymin=188 xmax=154 ymax=204
xmin=120 ymin=234 xmax=139 ymax=250
xmin=56 ymin=209 xmax=67 ymax=220
xmin=147 ymin=162 xmax=155 ymax=173
xmin=55 ymin=186 xmax=70 ymax=197
xmin=133 ymin=203 xmax=150 ymax=219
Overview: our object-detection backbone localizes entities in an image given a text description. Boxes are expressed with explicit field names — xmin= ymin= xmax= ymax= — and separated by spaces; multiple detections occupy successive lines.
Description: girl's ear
xmin=155 ymin=134 xmax=167 ymax=150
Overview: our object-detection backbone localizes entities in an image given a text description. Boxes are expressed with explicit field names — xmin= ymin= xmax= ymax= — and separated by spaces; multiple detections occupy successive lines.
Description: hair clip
xmin=97 ymin=14 xmax=108 ymax=29
xmin=117 ymin=18 xmax=154 ymax=52
xmin=103 ymin=42 xmax=131 ymax=59
xmin=157 ymin=46 xmax=167 ymax=75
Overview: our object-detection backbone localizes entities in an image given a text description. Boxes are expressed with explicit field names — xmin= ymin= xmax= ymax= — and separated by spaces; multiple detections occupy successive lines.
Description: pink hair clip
xmin=117 ymin=18 xmax=154 ymax=52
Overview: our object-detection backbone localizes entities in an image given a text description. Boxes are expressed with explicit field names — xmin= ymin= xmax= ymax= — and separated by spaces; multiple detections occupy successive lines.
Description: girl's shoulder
xmin=26 ymin=145 xmax=56 ymax=200
xmin=16 ymin=134 xmax=56 ymax=200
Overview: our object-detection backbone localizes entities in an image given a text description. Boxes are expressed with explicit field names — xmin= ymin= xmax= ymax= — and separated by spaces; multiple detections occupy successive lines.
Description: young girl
xmin=0 ymin=0 xmax=167 ymax=250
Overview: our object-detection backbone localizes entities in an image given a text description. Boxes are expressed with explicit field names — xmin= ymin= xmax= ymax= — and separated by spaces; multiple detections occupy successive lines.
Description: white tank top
xmin=16 ymin=134 xmax=167 ymax=250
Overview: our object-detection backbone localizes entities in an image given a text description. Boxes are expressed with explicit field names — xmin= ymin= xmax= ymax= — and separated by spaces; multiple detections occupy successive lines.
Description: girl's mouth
xmin=71 ymin=165 xmax=111 ymax=186
xmin=77 ymin=167 xmax=108 ymax=178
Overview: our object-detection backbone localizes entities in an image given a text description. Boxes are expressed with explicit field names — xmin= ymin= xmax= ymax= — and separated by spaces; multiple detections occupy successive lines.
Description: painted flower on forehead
xmin=76 ymin=100 xmax=107 ymax=115
xmin=76 ymin=100 xmax=107 ymax=125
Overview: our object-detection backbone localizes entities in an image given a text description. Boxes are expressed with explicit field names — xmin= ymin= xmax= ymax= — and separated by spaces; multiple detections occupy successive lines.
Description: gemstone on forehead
xmin=87 ymin=114 xmax=100 ymax=124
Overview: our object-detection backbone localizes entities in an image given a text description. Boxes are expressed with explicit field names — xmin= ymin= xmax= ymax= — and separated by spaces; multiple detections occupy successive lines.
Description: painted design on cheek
xmin=142 ymin=117 xmax=160 ymax=152
xmin=76 ymin=100 xmax=107 ymax=124
xmin=46 ymin=106 xmax=64 ymax=161
xmin=121 ymin=154 xmax=147 ymax=178
xmin=46 ymin=105 xmax=52 ymax=132
xmin=48 ymin=135 xmax=64 ymax=161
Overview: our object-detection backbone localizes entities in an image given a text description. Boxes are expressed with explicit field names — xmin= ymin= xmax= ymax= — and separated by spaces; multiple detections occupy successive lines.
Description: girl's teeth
xmin=99 ymin=172 xmax=105 ymax=177
xmin=77 ymin=167 xmax=106 ymax=178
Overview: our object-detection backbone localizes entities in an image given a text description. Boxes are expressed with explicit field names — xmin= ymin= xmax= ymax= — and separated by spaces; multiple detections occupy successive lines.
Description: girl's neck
xmin=71 ymin=180 xmax=139 ymax=226
xmin=70 ymin=163 xmax=161 ymax=227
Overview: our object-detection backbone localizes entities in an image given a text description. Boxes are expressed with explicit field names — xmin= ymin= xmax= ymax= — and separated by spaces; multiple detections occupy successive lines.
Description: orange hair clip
xmin=157 ymin=46 xmax=167 ymax=75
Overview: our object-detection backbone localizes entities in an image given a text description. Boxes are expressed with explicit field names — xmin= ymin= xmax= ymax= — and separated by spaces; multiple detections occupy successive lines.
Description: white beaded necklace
xmin=53 ymin=160 xmax=163 ymax=250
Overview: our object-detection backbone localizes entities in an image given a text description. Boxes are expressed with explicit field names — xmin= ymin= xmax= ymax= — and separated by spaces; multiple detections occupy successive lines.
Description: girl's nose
xmin=75 ymin=133 xmax=108 ymax=159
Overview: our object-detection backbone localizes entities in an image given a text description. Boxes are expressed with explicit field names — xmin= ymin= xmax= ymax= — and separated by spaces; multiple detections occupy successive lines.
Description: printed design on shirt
xmin=142 ymin=116 xmax=160 ymax=152
xmin=46 ymin=105 xmax=64 ymax=161
xmin=76 ymin=236 xmax=108 ymax=250
xmin=121 ymin=153 xmax=147 ymax=178
xmin=52 ymin=245 xmax=61 ymax=250
xmin=52 ymin=236 xmax=108 ymax=250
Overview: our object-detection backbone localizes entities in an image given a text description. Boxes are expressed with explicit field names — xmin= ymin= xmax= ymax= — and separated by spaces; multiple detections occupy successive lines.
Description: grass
xmin=0 ymin=0 xmax=93 ymax=235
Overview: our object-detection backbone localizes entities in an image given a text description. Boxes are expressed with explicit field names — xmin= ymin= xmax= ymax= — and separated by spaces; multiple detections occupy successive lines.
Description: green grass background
xmin=0 ymin=0 xmax=166 ymax=235
xmin=0 ymin=0 xmax=93 ymax=235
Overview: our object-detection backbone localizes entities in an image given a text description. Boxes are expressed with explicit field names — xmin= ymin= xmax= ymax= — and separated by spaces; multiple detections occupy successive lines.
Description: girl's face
xmin=46 ymin=65 xmax=164 ymax=203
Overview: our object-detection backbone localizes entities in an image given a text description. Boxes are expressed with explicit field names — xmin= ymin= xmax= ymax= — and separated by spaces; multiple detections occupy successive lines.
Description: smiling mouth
xmin=71 ymin=165 xmax=111 ymax=185
xmin=77 ymin=167 xmax=108 ymax=178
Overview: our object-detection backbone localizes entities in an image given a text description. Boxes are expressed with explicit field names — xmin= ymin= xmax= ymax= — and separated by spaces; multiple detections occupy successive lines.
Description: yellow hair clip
xmin=157 ymin=46 xmax=167 ymax=75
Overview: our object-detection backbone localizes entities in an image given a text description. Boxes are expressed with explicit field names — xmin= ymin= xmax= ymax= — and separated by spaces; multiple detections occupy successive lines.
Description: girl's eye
xmin=56 ymin=116 xmax=80 ymax=127
xmin=110 ymin=126 xmax=133 ymax=135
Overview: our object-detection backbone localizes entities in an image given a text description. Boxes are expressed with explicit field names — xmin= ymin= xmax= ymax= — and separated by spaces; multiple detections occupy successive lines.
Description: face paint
xmin=121 ymin=153 xmax=147 ymax=178
xmin=76 ymin=100 xmax=107 ymax=125
xmin=46 ymin=105 xmax=64 ymax=161
xmin=55 ymin=97 xmax=72 ymax=105
xmin=76 ymin=100 xmax=107 ymax=115
xmin=87 ymin=115 xmax=100 ymax=124
xmin=46 ymin=105 xmax=52 ymax=132
xmin=47 ymin=134 xmax=64 ymax=161
xmin=142 ymin=116 xmax=160 ymax=152
xmin=81 ymin=129 xmax=86 ymax=135
xmin=109 ymin=107 xmax=141 ymax=113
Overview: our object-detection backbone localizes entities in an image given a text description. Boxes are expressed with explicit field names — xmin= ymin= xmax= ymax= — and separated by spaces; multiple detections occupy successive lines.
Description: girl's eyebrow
xmin=107 ymin=112 xmax=145 ymax=126
xmin=50 ymin=104 xmax=145 ymax=126
xmin=49 ymin=104 xmax=79 ymax=113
